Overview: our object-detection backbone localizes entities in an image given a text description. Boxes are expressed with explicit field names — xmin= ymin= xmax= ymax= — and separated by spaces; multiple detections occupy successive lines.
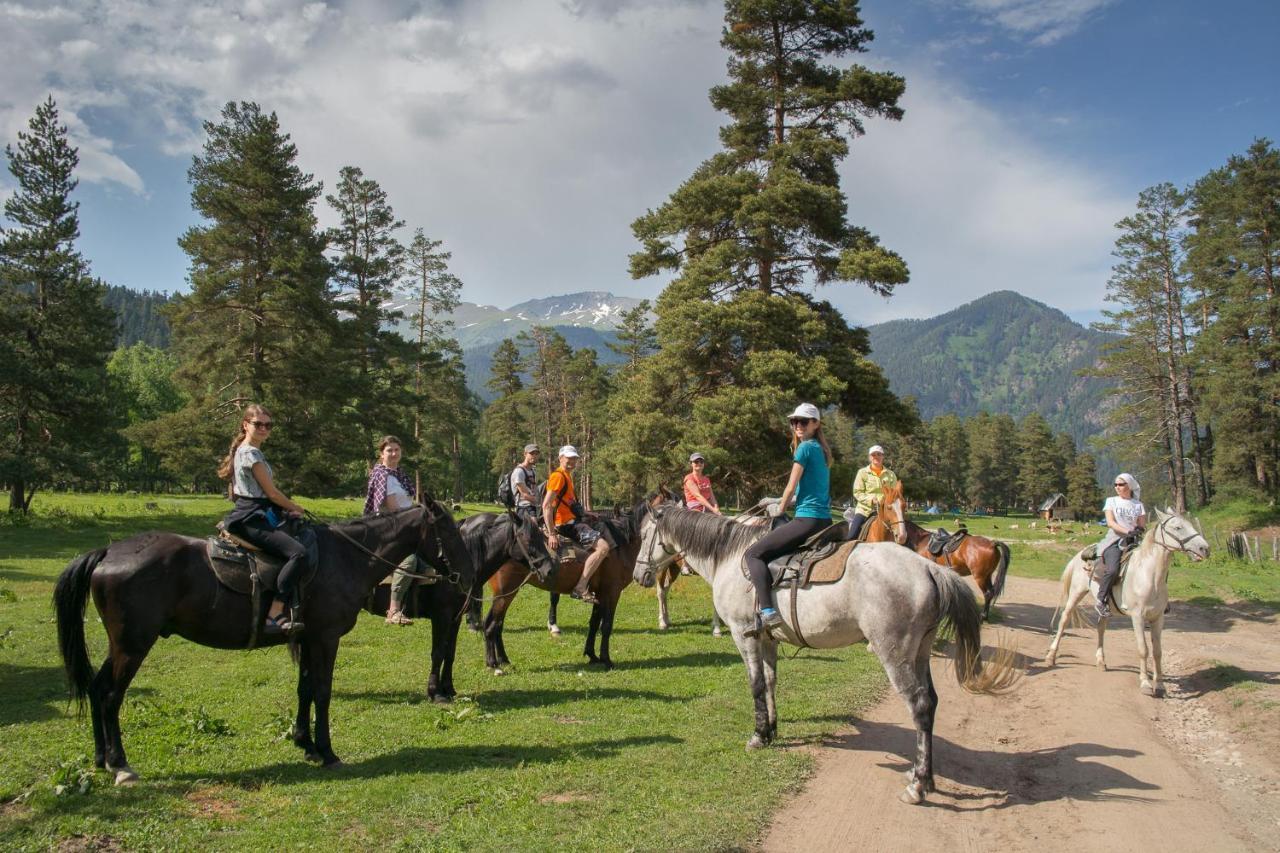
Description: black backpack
xmin=496 ymin=470 xmax=516 ymax=508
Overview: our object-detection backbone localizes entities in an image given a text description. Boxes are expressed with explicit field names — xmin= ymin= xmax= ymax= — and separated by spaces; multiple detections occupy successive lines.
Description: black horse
xmin=54 ymin=501 xmax=473 ymax=783
xmin=409 ymin=510 xmax=556 ymax=702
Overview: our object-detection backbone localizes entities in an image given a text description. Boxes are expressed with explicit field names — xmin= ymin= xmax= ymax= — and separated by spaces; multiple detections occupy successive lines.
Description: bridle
xmin=875 ymin=498 xmax=908 ymax=542
xmin=1149 ymin=514 xmax=1205 ymax=555
xmin=640 ymin=511 xmax=682 ymax=586
xmin=313 ymin=505 xmax=466 ymax=590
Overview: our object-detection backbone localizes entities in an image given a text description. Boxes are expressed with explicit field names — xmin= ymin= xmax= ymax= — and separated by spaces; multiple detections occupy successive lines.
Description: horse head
xmin=505 ymin=508 xmax=557 ymax=582
xmin=418 ymin=500 xmax=476 ymax=590
xmin=879 ymin=481 xmax=909 ymax=545
xmin=634 ymin=492 xmax=680 ymax=588
xmin=1150 ymin=507 xmax=1210 ymax=561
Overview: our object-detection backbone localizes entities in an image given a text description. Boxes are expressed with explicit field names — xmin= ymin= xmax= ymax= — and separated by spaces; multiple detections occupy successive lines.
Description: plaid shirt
xmin=363 ymin=464 xmax=416 ymax=516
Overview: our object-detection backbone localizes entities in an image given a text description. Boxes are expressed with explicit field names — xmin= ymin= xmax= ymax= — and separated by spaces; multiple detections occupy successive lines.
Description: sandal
xmin=385 ymin=611 xmax=414 ymax=626
xmin=264 ymin=612 xmax=291 ymax=635
xmin=570 ymin=589 xmax=600 ymax=605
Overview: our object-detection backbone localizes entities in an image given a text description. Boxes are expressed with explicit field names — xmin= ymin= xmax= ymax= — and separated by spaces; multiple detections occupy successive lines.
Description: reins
xmin=305 ymin=508 xmax=466 ymax=590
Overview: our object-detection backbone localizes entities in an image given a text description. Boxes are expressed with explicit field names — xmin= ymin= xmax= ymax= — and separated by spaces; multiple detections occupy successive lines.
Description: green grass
xmin=0 ymin=493 xmax=886 ymax=851
xmin=905 ymin=499 xmax=1280 ymax=610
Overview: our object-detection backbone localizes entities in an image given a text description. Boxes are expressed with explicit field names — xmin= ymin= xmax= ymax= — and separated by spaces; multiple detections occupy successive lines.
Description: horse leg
xmin=435 ymin=596 xmax=464 ymax=701
xmin=733 ymin=632 xmax=772 ymax=751
xmin=88 ymin=656 xmax=112 ymax=768
xmin=978 ymin=569 xmax=995 ymax=621
xmin=307 ymin=639 xmax=342 ymax=767
xmin=760 ymin=638 xmax=779 ymax=744
xmin=712 ymin=608 xmax=723 ymax=638
xmin=101 ymin=640 xmax=153 ymax=785
xmin=1131 ymin=611 xmax=1152 ymax=693
xmin=427 ymin=597 xmax=451 ymax=703
xmin=483 ymin=594 xmax=512 ymax=673
xmin=465 ymin=596 xmax=483 ymax=633
xmin=1045 ymin=574 xmax=1089 ymax=666
xmin=1095 ymin=609 xmax=1109 ymax=670
xmin=598 ymin=602 xmax=617 ymax=670
xmin=880 ymin=642 xmax=937 ymax=805
xmin=293 ymin=640 xmax=321 ymax=762
xmin=657 ymin=578 xmax=671 ymax=630
xmin=583 ymin=603 xmax=603 ymax=665
xmin=1149 ymin=615 xmax=1166 ymax=697
xmin=547 ymin=593 xmax=561 ymax=636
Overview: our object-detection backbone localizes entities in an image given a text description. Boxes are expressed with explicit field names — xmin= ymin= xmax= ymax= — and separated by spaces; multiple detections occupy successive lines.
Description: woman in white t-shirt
xmin=1094 ymin=472 xmax=1146 ymax=617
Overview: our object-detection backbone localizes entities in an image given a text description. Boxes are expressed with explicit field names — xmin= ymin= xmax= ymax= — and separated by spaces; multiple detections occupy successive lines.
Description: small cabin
xmin=1038 ymin=493 xmax=1073 ymax=521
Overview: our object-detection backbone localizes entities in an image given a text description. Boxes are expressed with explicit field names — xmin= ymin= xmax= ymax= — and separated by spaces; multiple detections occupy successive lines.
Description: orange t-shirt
xmin=683 ymin=473 xmax=715 ymax=511
xmin=545 ymin=468 xmax=577 ymax=527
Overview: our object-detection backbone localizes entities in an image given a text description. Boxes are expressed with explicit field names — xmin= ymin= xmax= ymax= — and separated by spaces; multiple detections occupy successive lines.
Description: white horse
xmin=1045 ymin=507 xmax=1210 ymax=696
xmin=634 ymin=504 xmax=1017 ymax=804
xmin=656 ymin=503 xmax=774 ymax=636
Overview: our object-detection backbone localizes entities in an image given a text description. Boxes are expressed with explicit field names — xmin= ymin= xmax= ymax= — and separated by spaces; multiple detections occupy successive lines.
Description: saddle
xmin=206 ymin=522 xmax=318 ymax=649
xmin=926 ymin=527 xmax=968 ymax=557
xmin=748 ymin=522 xmax=854 ymax=589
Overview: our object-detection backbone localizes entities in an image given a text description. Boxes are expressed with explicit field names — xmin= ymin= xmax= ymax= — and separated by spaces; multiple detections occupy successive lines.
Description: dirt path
xmin=761 ymin=575 xmax=1280 ymax=853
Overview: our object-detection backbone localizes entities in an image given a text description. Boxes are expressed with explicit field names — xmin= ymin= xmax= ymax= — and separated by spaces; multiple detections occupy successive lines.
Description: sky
xmin=1 ymin=0 xmax=1277 ymax=326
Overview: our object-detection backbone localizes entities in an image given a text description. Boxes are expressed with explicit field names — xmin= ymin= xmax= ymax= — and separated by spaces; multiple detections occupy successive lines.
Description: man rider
xmin=543 ymin=445 xmax=613 ymax=605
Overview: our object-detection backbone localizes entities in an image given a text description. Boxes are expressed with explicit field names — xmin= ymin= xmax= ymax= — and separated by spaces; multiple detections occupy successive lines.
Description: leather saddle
xmin=750 ymin=521 xmax=854 ymax=588
xmin=926 ymin=527 xmax=968 ymax=557
xmin=207 ymin=523 xmax=287 ymax=595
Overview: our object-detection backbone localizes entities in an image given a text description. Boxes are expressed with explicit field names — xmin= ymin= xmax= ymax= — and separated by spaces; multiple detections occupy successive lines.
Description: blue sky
xmin=2 ymin=0 xmax=1277 ymax=325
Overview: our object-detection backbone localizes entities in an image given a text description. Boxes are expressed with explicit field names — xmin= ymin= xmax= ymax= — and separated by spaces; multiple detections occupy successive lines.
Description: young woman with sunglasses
xmin=364 ymin=435 xmax=423 ymax=626
xmin=1094 ymin=472 xmax=1146 ymax=617
xmin=218 ymin=404 xmax=313 ymax=635
xmin=742 ymin=403 xmax=833 ymax=638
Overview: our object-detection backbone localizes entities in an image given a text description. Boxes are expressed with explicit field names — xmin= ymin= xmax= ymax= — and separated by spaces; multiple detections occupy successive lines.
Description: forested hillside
xmin=866 ymin=291 xmax=1113 ymax=446
xmin=103 ymin=285 xmax=175 ymax=348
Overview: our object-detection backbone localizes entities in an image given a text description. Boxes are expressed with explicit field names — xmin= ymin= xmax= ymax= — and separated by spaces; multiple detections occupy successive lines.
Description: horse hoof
xmin=548 ymin=624 xmax=561 ymax=637
xmin=712 ymin=628 xmax=722 ymax=638
xmin=900 ymin=782 xmax=925 ymax=805
xmin=492 ymin=668 xmax=505 ymax=676
xmin=1153 ymin=686 xmax=1166 ymax=698
xmin=658 ymin=623 xmax=669 ymax=631
xmin=430 ymin=694 xmax=452 ymax=704
xmin=304 ymin=750 xmax=324 ymax=763
xmin=112 ymin=767 xmax=139 ymax=786
xmin=1044 ymin=653 xmax=1056 ymax=667
xmin=746 ymin=734 xmax=767 ymax=751
xmin=322 ymin=758 xmax=344 ymax=769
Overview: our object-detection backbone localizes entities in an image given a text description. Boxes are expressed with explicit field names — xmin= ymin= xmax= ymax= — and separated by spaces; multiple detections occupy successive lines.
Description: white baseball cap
xmin=689 ymin=452 xmax=706 ymax=462
xmin=559 ymin=445 xmax=580 ymax=458
xmin=868 ymin=445 xmax=885 ymax=455
xmin=788 ymin=403 xmax=821 ymax=422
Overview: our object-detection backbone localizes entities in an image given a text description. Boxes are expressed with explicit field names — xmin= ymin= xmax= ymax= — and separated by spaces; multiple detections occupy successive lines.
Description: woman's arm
xmin=251 ymin=462 xmax=304 ymax=516
xmin=1104 ymin=508 xmax=1132 ymax=536
xmin=776 ymin=462 xmax=804 ymax=512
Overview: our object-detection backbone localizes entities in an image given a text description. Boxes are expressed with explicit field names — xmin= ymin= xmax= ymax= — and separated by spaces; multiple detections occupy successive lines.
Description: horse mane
xmin=653 ymin=505 xmax=765 ymax=562
xmin=459 ymin=512 xmax=504 ymax=570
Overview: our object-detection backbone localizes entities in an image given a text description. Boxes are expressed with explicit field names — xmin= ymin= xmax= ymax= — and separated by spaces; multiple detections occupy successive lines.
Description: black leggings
xmin=230 ymin=517 xmax=310 ymax=602
xmin=744 ymin=517 xmax=831 ymax=610
xmin=1097 ymin=540 xmax=1124 ymax=602
xmin=846 ymin=512 xmax=869 ymax=542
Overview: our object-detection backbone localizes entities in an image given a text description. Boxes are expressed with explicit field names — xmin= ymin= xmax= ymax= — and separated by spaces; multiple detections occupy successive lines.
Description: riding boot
xmin=286 ymin=591 xmax=306 ymax=636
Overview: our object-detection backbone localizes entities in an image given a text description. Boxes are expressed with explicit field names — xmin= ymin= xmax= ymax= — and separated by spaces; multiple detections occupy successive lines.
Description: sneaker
xmin=745 ymin=608 xmax=783 ymax=639
xmin=1095 ymin=601 xmax=1110 ymax=619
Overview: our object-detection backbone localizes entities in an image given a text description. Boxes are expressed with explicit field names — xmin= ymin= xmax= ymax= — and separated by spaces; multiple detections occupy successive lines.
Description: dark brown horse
xmin=482 ymin=496 xmax=659 ymax=672
xmin=53 ymin=502 xmax=473 ymax=783
xmin=877 ymin=482 xmax=1010 ymax=620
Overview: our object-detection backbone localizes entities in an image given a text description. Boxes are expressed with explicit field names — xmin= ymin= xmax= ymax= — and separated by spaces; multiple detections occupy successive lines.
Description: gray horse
xmin=634 ymin=504 xmax=1018 ymax=805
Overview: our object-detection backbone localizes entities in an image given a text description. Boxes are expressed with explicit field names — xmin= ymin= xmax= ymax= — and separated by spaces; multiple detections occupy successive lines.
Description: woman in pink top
xmin=682 ymin=452 xmax=720 ymax=514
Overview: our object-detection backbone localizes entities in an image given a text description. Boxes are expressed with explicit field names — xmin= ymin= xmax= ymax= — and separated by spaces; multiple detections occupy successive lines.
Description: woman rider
xmin=846 ymin=444 xmax=898 ymax=541
xmin=364 ymin=435 xmax=425 ymax=626
xmin=219 ymin=404 xmax=314 ymax=635
xmin=742 ymin=403 xmax=832 ymax=638
xmin=1094 ymin=472 xmax=1146 ymax=618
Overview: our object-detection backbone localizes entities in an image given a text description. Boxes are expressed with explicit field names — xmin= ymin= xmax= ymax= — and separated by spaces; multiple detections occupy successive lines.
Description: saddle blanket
xmin=758 ymin=531 xmax=856 ymax=588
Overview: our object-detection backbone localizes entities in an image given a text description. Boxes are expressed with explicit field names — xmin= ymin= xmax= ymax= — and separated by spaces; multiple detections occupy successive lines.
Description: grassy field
xmin=904 ymin=497 xmax=1280 ymax=609
xmin=0 ymin=494 xmax=887 ymax=852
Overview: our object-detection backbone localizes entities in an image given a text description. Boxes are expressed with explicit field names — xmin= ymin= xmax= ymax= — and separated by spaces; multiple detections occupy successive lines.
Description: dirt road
xmin=761 ymin=575 xmax=1280 ymax=852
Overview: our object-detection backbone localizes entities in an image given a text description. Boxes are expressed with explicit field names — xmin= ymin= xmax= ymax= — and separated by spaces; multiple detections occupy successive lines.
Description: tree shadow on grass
xmin=337 ymin=686 xmax=680 ymax=711
xmin=0 ymin=663 xmax=72 ymax=725
xmin=824 ymin=717 xmax=1158 ymax=811
xmin=534 ymin=650 xmax=788 ymax=673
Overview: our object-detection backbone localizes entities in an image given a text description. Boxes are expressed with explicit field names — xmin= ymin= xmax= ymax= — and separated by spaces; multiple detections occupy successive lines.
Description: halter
xmin=1149 ymin=514 xmax=1204 ymax=554
xmin=640 ymin=511 xmax=683 ymax=586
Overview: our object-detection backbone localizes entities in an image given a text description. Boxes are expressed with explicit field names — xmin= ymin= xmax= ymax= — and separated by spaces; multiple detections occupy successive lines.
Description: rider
xmin=846 ymin=444 xmax=898 ymax=541
xmin=543 ymin=445 xmax=613 ymax=605
xmin=364 ymin=435 xmax=431 ymax=626
xmin=683 ymin=452 xmax=720 ymax=514
xmin=1095 ymin=472 xmax=1146 ymax=618
xmin=219 ymin=404 xmax=313 ymax=635
xmin=743 ymin=403 xmax=833 ymax=638
xmin=510 ymin=444 xmax=541 ymax=521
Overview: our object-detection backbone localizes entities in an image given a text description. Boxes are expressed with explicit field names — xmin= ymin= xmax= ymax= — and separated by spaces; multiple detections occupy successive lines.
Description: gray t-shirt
xmin=234 ymin=444 xmax=271 ymax=499
xmin=511 ymin=464 xmax=537 ymax=508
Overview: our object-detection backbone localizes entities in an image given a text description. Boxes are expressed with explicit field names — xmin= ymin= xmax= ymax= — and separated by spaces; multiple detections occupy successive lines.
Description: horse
xmin=633 ymin=503 xmax=1018 ymax=805
xmin=875 ymin=482 xmax=1011 ymax=621
xmin=1044 ymin=507 xmax=1209 ymax=696
xmin=482 ymin=496 xmax=660 ymax=672
xmin=53 ymin=501 xmax=473 ymax=783
xmin=395 ymin=510 xmax=556 ymax=702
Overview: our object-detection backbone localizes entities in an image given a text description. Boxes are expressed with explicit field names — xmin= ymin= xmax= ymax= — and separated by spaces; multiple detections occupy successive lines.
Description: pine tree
xmin=1016 ymin=413 xmax=1059 ymax=510
xmin=0 ymin=97 xmax=115 ymax=511
xmin=606 ymin=299 xmax=657 ymax=376
xmin=154 ymin=102 xmax=338 ymax=492
xmin=966 ymin=412 xmax=1018 ymax=512
xmin=482 ymin=338 xmax=533 ymax=478
xmin=1065 ymin=452 xmax=1103 ymax=521
xmin=928 ymin=413 xmax=969 ymax=508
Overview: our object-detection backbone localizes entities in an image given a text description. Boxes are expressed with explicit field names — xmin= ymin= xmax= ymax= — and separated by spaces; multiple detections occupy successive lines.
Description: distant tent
xmin=1038 ymin=493 xmax=1072 ymax=520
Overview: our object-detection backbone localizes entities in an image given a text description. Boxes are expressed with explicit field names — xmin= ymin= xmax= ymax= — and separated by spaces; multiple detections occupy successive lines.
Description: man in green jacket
xmin=846 ymin=445 xmax=899 ymax=541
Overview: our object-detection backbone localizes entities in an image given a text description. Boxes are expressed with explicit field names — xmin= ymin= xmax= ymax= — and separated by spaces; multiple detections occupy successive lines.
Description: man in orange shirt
xmin=543 ymin=445 xmax=613 ymax=605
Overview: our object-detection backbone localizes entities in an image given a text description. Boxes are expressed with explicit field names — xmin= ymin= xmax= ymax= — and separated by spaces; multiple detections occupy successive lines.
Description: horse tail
xmin=989 ymin=540 xmax=1011 ymax=604
xmin=1051 ymin=559 xmax=1087 ymax=631
xmin=53 ymin=546 xmax=108 ymax=711
xmin=927 ymin=563 xmax=1019 ymax=695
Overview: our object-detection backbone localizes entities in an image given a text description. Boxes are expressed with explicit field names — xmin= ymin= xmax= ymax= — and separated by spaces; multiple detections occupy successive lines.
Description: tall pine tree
xmin=0 ymin=97 xmax=115 ymax=511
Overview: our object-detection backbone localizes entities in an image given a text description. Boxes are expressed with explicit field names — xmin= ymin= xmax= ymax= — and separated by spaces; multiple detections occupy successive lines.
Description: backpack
xmin=496 ymin=470 xmax=516 ymax=508
xmin=536 ymin=474 xmax=578 ymax=520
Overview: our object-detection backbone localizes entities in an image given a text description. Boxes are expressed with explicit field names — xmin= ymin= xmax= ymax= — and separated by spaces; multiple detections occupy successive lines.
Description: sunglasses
xmin=692 ymin=459 xmax=705 ymax=464
xmin=251 ymin=420 xmax=274 ymax=430
xmin=789 ymin=418 xmax=814 ymax=426
xmin=1114 ymin=482 xmax=1127 ymax=487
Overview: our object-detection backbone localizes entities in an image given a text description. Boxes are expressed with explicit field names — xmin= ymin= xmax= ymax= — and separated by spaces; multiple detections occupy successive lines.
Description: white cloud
xmin=961 ymin=0 xmax=1115 ymax=45
xmin=0 ymin=0 xmax=1131 ymax=323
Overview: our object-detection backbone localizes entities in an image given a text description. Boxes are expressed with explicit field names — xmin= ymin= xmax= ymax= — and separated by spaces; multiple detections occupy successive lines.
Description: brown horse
xmin=876 ymin=482 xmax=1010 ymax=621
xmin=482 ymin=496 xmax=659 ymax=672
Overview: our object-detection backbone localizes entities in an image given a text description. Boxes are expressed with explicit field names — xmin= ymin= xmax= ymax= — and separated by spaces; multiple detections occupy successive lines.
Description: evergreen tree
xmin=1016 ymin=413 xmax=1059 ymax=509
xmin=482 ymin=338 xmax=533 ymax=478
xmin=1186 ymin=140 xmax=1280 ymax=498
xmin=151 ymin=102 xmax=338 ymax=492
xmin=928 ymin=413 xmax=969 ymax=507
xmin=0 ymin=97 xmax=115 ymax=511
xmin=966 ymin=412 xmax=1018 ymax=512
xmin=108 ymin=344 xmax=186 ymax=489
xmin=606 ymin=299 xmax=657 ymax=376
xmin=1065 ymin=452 xmax=1103 ymax=521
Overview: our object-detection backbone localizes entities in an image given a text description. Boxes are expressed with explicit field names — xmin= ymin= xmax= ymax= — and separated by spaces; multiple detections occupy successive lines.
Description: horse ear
xmin=1165 ymin=505 xmax=1174 ymax=516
